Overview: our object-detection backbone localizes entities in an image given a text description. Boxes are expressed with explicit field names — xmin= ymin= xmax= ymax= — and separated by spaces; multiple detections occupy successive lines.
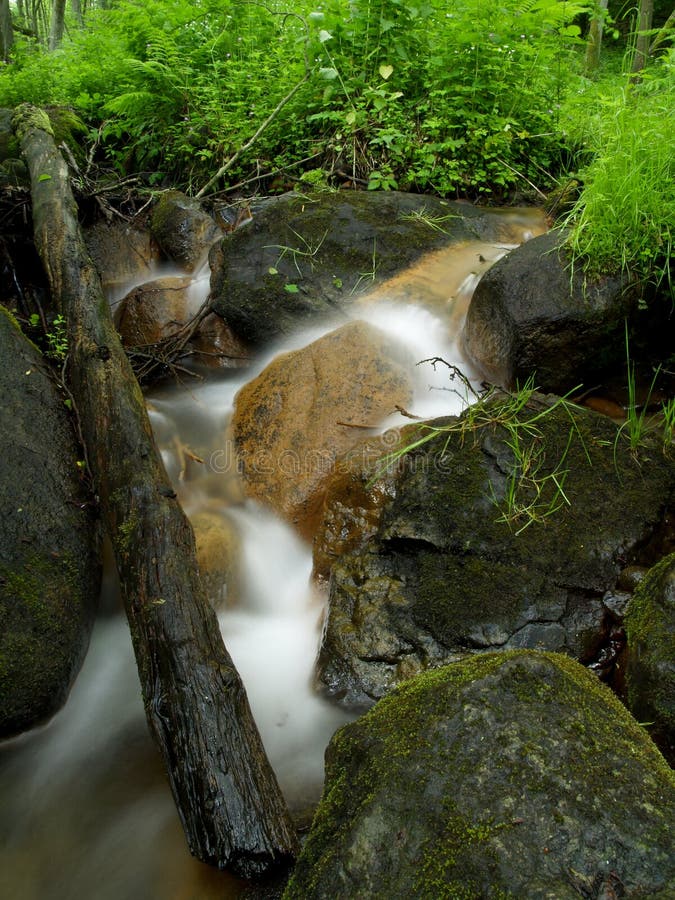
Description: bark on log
xmin=12 ymin=104 xmax=299 ymax=879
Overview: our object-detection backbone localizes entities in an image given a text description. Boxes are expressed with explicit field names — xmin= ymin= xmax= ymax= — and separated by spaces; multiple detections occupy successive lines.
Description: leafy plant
xmin=562 ymin=53 xmax=674 ymax=297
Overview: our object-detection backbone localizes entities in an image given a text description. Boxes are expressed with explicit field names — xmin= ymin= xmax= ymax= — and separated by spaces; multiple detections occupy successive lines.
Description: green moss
xmin=11 ymin=104 xmax=54 ymax=142
xmin=624 ymin=553 xmax=675 ymax=745
xmin=285 ymin=652 xmax=675 ymax=898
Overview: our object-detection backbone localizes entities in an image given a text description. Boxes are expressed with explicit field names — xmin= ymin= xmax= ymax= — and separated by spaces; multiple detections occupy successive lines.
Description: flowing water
xmin=0 ymin=209 xmax=547 ymax=900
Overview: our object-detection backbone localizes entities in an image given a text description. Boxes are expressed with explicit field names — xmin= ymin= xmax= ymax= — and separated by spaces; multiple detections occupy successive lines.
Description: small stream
xmin=0 ymin=209 xmax=547 ymax=899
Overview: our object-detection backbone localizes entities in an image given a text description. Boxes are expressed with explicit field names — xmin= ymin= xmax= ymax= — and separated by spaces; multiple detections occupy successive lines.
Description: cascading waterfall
xmin=0 ymin=211 xmax=546 ymax=899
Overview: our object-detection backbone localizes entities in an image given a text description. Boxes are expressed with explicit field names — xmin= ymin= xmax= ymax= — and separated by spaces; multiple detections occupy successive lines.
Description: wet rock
xmin=285 ymin=652 xmax=675 ymax=899
xmin=312 ymin=430 xmax=405 ymax=583
xmin=192 ymin=511 xmax=241 ymax=611
xmin=625 ymin=552 xmax=675 ymax=763
xmin=83 ymin=219 xmax=158 ymax=302
xmin=462 ymin=230 xmax=639 ymax=393
xmin=114 ymin=274 xmax=196 ymax=345
xmin=0 ymin=307 xmax=101 ymax=738
xmin=150 ymin=190 xmax=221 ymax=272
xmin=208 ymin=191 xmax=529 ymax=346
xmin=230 ymin=321 xmax=413 ymax=539
xmin=114 ymin=275 xmax=249 ymax=369
xmin=316 ymin=394 xmax=675 ymax=707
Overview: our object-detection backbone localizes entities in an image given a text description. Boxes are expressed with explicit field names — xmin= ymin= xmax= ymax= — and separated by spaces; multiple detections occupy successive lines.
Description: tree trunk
xmin=584 ymin=0 xmax=608 ymax=76
xmin=12 ymin=104 xmax=299 ymax=880
xmin=48 ymin=0 xmax=65 ymax=48
xmin=0 ymin=0 xmax=13 ymax=60
xmin=70 ymin=0 xmax=82 ymax=27
xmin=631 ymin=0 xmax=654 ymax=74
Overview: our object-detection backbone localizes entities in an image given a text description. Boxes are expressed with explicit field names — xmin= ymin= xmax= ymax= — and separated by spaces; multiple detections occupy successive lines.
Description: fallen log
xmin=12 ymin=104 xmax=299 ymax=879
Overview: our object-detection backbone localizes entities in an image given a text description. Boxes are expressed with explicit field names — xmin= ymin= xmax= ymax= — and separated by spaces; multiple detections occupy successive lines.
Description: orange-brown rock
xmin=312 ymin=429 xmax=405 ymax=583
xmin=192 ymin=510 xmax=241 ymax=610
xmin=114 ymin=275 xmax=195 ymax=345
xmin=114 ymin=276 xmax=249 ymax=368
xmin=229 ymin=321 xmax=413 ymax=539
xmin=84 ymin=220 xmax=159 ymax=302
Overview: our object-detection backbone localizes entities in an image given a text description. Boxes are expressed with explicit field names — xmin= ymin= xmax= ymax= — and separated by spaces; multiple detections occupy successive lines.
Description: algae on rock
xmin=285 ymin=652 xmax=675 ymax=899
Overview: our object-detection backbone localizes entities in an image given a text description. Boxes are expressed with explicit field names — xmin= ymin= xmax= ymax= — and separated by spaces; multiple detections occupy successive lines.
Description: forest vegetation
xmin=0 ymin=0 xmax=673 ymax=293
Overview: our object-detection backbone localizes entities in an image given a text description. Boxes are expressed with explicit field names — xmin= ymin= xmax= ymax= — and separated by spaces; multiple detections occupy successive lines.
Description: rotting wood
xmin=12 ymin=103 xmax=299 ymax=880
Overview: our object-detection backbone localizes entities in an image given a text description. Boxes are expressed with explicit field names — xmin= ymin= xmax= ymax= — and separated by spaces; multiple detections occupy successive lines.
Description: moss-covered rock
xmin=0 ymin=306 xmax=100 ymax=738
xmin=208 ymin=191 xmax=532 ymax=347
xmin=150 ymin=190 xmax=221 ymax=271
xmin=316 ymin=393 xmax=675 ymax=706
xmin=625 ymin=552 xmax=675 ymax=763
xmin=285 ymin=652 xmax=675 ymax=899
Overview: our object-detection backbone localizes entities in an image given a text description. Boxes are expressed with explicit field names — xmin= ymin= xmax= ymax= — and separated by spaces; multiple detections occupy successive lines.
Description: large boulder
xmin=285 ymin=652 xmax=675 ymax=899
xmin=461 ymin=229 xmax=640 ymax=393
xmin=150 ymin=190 xmax=221 ymax=271
xmin=208 ymin=191 xmax=538 ymax=346
xmin=625 ymin=552 xmax=675 ymax=763
xmin=0 ymin=307 xmax=100 ymax=738
xmin=229 ymin=321 xmax=413 ymax=538
xmin=315 ymin=393 xmax=675 ymax=707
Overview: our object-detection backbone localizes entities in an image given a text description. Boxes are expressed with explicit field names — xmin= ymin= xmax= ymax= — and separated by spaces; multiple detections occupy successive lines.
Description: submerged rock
xmin=208 ymin=191 xmax=532 ymax=346
xmin=461 ymin=229 xmax=638 ymax=393
xmin=0 ymin=307 xmax=100 ymax=738
xmin=230 ymin=321 xmax=413 ymax=539
xmin=316 ymin=393 xmax=675 ymax=706
xmin=625 ymin=552 xmax=675 ymax=763
xmin=285 ymin=652 xmax=675 ymax=899
xmin=192 ymin=511 xmax=241 ymax=611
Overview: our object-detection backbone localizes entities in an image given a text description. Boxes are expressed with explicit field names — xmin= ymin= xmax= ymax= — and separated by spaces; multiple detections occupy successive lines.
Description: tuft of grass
xmin=563 ymin=56 xmax=674 ymax=298
xmin=371 ymin=371 xmax=586 ymax=534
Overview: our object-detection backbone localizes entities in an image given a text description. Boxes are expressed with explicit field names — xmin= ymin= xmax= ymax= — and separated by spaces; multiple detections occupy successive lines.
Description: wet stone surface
xmin=315 ymin=395 xmax=675 ymax=707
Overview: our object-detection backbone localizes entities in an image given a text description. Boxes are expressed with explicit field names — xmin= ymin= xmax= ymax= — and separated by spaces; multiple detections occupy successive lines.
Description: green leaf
xmin=268 ymin=266 xmax=279 ymax=275
xmin=38 ymin=174 xmax=52 ymax=182
xmin=318 ymin=29 xmax=332 ymax=43
xmin=320 ymin=67 xmax=339 ymax=81
xmin=379 ymin=64 xmax=394 ymax=81
xmin=284 ymin=283 xmax=299 ymax=293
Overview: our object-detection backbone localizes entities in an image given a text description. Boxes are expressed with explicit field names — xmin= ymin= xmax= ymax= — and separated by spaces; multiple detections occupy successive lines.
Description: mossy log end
xmin=12 ymin=103 xmax=299 ymax=879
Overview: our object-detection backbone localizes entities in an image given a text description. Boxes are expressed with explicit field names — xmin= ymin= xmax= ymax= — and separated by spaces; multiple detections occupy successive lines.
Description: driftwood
xmin=13 ymin=104 xmax=299 ymax=879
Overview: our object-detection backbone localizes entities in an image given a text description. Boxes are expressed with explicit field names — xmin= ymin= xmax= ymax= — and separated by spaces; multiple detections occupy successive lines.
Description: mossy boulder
xmin=625 ymin=552 xmax=675 ymax=763
xmin=0 ymin=307 xmax=100 ymax=738
xmin=229 ymin=321 xmax=413 ymax=539
xmin=461 ymin=230 xmax=640 ymax=393
xmin=150 ymin=190 xmax=221 ymax=271
xmin=316 ymin=394 xmax=675 ymax=707
xmin=208 ymin=191 xmax=531 ymax=347
xmin=285 ymin=652 xmax=675 ymax=899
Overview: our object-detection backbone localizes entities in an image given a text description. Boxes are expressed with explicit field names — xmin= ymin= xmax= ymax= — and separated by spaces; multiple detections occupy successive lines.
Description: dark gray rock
xmin=286 ymin=652 xmax=675 ymax=899
xmin=462 ymin=229 xmax=640 ymax=393
xmin=208 ymin=191 xmax=525 ymax=346
xmin=0 ymin=307 xmax=100 ymax=738
xmin=316 ymin=394 xmax=675 ymax=707
xmin=150 ymin=190 xmax=221 ymax=271
xmin=625 ymin=552 xmax=675 ymax=763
